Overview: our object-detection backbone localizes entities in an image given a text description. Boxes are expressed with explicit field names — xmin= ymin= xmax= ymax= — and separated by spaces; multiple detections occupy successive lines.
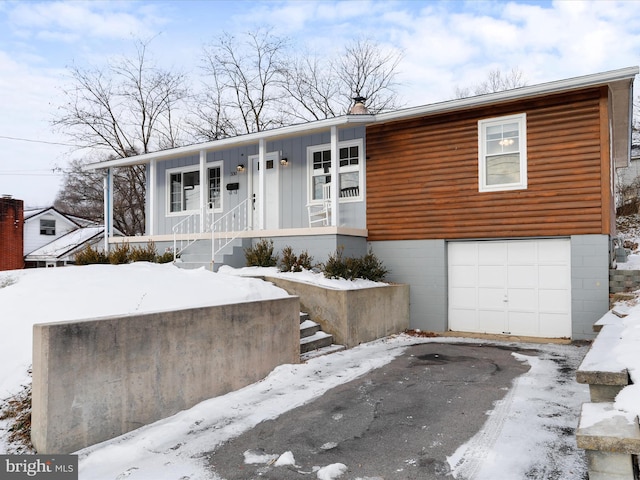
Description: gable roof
xmin=24 ymin=207 xmax=80 ymax=226
xmin=24 ymin=226 xmax=105 ymax=261
xmin=84 ymin=66 xmax=638 ymax=171
xmin=24 ymin=207 xmax=99 ymax=228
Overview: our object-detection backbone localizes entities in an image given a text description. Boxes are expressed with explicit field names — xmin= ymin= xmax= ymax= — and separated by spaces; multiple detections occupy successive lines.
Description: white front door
xmin=250 ymin=153 xmax=279 ymax=229
xmin=448 ymin=239 xmax=572 ymax=338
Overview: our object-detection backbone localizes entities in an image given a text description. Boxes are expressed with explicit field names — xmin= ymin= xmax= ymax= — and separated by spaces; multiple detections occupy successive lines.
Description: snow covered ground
xmin=0 ymin=262 xmax=636 ymax=479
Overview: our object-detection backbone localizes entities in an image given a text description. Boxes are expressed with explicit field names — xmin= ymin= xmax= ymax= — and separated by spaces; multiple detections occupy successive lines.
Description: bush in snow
xmin=322 ymin=247 xmax=388 ymax=282
xmin=358 ymin=250 xmax=389 ymax=281
xmin=156 ymin=248 xmax=175 ymax=264
xmin=75 ymin=244 xmax=109 ymax=265
xmin=244 ymin=239 xmax=278 ymax=267
xmin=129 ymin=241 xmax=159 ymax=263
xmin=280 ymin=246 xmax=314 ymax=272
xmin=75 ymin=241 xmax=171 ymax=265
xmin=109 ymin=242 xmax=131 ymax=265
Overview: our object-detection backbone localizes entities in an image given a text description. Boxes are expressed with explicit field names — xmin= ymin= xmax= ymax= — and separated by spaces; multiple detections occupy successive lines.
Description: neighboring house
xmin=86 ymin=66 xmax=638 ymax=341
xmin=23 ymin=207 xmax=109 ymax=268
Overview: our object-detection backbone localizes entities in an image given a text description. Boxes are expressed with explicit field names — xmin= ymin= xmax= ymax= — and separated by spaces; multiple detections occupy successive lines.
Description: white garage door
xmin=448 ymin=239 xmax=571 ymax=338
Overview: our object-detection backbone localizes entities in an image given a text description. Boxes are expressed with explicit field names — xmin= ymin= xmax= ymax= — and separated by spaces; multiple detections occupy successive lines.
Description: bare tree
xmin=193 ymin=32 xmax=404 ymax=139
xmin=335 ymin=38 xmax=403 ymax=114
xmin=195 ymin=29 xmax=288 ymax=139
xmin=53 ymin=39 xmax=191 ymax=235
xmin=281 ymin=54 xmax=342 ymax=122
xmin=54 ymin=159 xmax=104 ymax=224
xmin=54 ymin=157 xmax=145 ymax=236
xmin=455 ymin=67 xmax=528 ymax=98
xmin=282 ymin=39 xmax=403 ymax=121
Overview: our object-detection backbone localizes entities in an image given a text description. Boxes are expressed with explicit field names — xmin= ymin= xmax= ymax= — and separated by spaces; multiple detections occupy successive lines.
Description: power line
xmin=0 ymin=135 xmax=75 ymax=147
xmin=0 ymin=172 xmax=64 ymax=177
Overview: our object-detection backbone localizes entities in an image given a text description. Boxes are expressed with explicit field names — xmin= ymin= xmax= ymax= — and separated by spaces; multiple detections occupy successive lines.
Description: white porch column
xmin=199 ymin=150 xmax=207 ymax=232
xmin=330 ymin=126 xmax=339 ymax=226
xmin=103 ymin=168 xmax=113 ymax=252
xmin=149 ymin=159 xmax=156 ymax=236
xmin=259 ymin=138 xmax=266 ymax=229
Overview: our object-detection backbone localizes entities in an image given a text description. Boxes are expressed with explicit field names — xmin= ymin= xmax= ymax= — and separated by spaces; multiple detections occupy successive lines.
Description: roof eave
xmin=83 ymin=114 xmax=376 ymax=171
xmin=83 ymin=66 xmax=638 ymax=171
xmin=374 ymin=66 xmax=639 ymax=124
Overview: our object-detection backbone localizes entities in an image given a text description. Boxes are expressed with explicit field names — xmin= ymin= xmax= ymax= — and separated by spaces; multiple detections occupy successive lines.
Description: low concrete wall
xmin=265 ymin=277 xmax=409 ymax=348
xmin=32 ymin=297 xmax=299 ymax=454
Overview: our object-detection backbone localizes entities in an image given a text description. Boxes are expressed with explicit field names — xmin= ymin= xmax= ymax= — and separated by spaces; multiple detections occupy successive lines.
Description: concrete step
xmin=173 ymin=260 xmax=213 ymax=270
xmin=301 ymin=344 xmax=346 ymax=362
xmin=298 ymin=311 xmax=344 ymax=357
xmin=300 ymin=331 xmax=334 ymax=353
xmin=300 ymin=320 xmax=321 ymax=339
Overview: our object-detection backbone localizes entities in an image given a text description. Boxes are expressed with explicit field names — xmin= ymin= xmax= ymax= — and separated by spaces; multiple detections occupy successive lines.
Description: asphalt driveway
xmin=207 ymin=342 xmax=542 ymax=479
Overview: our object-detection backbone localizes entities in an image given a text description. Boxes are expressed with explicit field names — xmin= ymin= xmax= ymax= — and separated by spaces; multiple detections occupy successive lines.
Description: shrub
xmin=129 ymin=241 xmax=159 ymax=263
xmin=75 ymin=244 xmax=109 ymax=265
xmin=280 ymin=246 xmax=314 ymax=272
xmin=323 ymin=247 xmax=351 ymax=280
xmin=358 ymin=250 xmax=389 ymax=281
xmin=322 ymin=247 xmax=388 ymax=282
xmin=245 ymin=239 xmax=278 ymax=267
xmin=156 ymin=249 xmax=175 ymax=264
xmin=109 ymin=242 xmax=130 ymax=265
xmin=0 ymin=374 xmax=33 ymax=453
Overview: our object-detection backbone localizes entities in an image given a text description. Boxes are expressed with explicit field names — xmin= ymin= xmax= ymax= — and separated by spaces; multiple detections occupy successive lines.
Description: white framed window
xmin=307 ymin=139 xmax=363 ymax=202
xmin=478 ymin=113 xmax=527 ymax=192
xmin=167 ymin=162 xmax=223 ymax=214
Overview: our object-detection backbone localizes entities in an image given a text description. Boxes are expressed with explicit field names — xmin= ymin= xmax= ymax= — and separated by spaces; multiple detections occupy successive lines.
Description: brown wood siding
xmin=366 ymin=88 xmax=610 ymax=241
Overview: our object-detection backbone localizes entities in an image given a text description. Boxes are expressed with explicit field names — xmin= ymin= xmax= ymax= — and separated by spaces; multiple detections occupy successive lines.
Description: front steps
xmin=174 ymin=238 xmax=251 ymax=271
xmin=299 ymin=312 xmax=345 ymax=361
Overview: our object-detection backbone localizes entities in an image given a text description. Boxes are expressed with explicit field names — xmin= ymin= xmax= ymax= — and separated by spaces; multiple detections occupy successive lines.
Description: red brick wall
xmin=0 ymin=197 xmax=24 ymax=271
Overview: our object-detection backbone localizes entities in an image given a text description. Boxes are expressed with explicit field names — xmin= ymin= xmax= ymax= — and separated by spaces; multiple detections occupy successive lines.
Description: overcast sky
xmin=1 ymin=0 xmax=640 ymax=208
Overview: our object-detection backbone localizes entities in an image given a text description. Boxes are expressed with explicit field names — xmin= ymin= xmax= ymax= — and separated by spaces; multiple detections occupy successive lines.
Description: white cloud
xmin=7 ymin=1 xmax=167 ymax=42
xmin=370 ymin=0 xmax=640 ymax=103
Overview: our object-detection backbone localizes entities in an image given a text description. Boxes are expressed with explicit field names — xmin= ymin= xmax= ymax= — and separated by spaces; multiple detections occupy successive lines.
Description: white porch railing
xmin=211 ymin=198 xmax=249 ymax=260
xmin=172 ymin=199 xmax=250 ymax=263
xmin=172 ymin=213 xmax=201 ymax=261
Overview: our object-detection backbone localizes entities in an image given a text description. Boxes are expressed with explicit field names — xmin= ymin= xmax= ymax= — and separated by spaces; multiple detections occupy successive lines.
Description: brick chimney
xmin=0 ymin=195 xmax=24 ymax=271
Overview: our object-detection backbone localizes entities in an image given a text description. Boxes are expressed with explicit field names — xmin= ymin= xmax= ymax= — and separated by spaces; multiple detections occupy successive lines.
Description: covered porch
xmin=86 ymin=114 xmax=374 ymax=269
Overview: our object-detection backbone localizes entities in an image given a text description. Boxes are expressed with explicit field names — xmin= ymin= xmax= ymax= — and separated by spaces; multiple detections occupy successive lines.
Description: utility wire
xmin=0 ymin=172 xmax=64 ymax=176
xmin=0 ymin=135 xmax=75 ymax=147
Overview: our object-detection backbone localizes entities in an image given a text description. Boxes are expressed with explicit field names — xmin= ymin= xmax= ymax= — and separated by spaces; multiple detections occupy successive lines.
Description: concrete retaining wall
xmin=265 ymin=276 xmax=409 ymax=348
xmin=32 ymin=297 xmax=300 ymax=454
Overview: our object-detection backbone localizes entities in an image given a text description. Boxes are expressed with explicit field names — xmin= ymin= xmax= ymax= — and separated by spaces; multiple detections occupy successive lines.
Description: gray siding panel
xmin=571 ymin=234 xmax=610 ymax=340
xmin=369 ymin=239 xmax=447 ymax=332
xmin=147 ymin=127 xmax=366 ymax=235
xmin=267 ymin=234 xmax=367 ymax=264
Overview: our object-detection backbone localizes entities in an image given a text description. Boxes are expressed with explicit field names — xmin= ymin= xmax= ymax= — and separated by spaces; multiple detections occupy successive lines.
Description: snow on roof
xmin=23 ymin=208 xmax=46 ymax=219
xmin=25 ymin=226 xmax=104 ymax=260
